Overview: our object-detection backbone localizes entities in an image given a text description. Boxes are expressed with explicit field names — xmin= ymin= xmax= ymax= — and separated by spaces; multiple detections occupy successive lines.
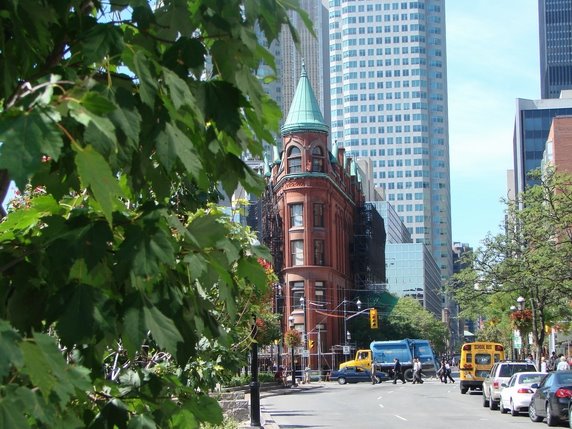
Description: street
xmin=260 ymin=378 xmax=564 ymax=429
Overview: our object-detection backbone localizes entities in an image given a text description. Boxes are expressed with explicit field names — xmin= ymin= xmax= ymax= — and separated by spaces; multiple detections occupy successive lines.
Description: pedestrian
xmin=392 ymin=358 xmax=406 ymax=384
xmin=540 ymin=356 xmax=547 ymax=372
xmin=547 ymin=351 xmax=557 ymax=372
xmin=303 ymin=365 xmax=311 ymax=383
xmin=444 ymin=360 xmax=455 ymax=383
xmin=412 ymin=358 xmax=423 ymax=384
xmin=557 ymin=355 xmax=570 ymax=371
xmin=438 ymin=358 xmax=447 ymax=383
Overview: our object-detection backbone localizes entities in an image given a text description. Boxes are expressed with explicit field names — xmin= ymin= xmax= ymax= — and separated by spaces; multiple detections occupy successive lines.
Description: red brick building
xmin=262 ymin=66 xmax=367 ymax=371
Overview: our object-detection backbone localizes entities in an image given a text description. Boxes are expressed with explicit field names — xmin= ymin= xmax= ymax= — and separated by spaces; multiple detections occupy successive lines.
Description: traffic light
xmin=308 ymin=340 xmax=314 ymax=349
xmin=369 ymin=308 xmax=379 ymax=329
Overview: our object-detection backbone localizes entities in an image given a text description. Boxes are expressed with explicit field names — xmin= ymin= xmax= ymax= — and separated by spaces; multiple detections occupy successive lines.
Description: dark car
xmin=529 ymin=370 xmax=572 ymax=426
xmin=329 ymin=366 xmax=389 ymax=385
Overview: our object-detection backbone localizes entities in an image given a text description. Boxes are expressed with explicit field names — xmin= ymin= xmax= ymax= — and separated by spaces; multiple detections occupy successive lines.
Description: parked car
xmin=499 ymin=371 xmax=545 ymax=416
xmin=483 ymin=361 xmax=538 ymax=410
xmin=329 ymin=366 xmax=389 ymax=385
xmin=529 ymin=370 xmax=572 ymax=426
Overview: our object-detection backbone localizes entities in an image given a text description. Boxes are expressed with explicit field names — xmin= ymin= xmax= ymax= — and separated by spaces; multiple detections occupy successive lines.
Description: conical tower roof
xmin=281 ymin=64 xmax=329 ymax=136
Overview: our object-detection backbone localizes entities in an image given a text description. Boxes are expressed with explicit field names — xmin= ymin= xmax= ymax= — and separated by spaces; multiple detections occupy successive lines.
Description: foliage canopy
xmin=450 ymin=169 xmax=572 ymax=360
xmin=0 ymin=0 xmax=306 ymax=427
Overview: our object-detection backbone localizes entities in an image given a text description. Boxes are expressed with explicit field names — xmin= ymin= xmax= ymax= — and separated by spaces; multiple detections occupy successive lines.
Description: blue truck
xmin=340 ymin=338 xmax=438 ymax=381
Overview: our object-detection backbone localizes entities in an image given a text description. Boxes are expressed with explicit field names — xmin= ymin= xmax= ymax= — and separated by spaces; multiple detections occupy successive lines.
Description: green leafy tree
xmin=0 ymin=1 xmax=309 ymax=427
xmin=349 ymin=295 xmax=448 ymax=354
xmin=450 ymin=168 xmax=572 ymax=363
xmin=388 ymin=297 xmax=449 ymax=353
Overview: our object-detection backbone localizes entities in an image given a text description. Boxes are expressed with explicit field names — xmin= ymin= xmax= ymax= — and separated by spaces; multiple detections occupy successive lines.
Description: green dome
xmin=281 ymin=64 xmax=329 ymax=136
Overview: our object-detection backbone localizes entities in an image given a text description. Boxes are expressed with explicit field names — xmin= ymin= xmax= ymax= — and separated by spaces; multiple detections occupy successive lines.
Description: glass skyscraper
xmin=513 ymin=95 xmax=572 ymax=195
xmin=539 ymin=0 xmax=572 ymax=99
xmin=328 ymin=0 xmax=452 ymax=279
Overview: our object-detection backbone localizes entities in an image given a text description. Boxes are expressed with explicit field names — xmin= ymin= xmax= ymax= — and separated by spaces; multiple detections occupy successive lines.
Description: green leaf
xmin=236 ymin=258 xmax=267 ymax=291
xmin=156 ymin=123 xmax=203 ymax=178
xmin=0 ymin=320 xmax=23 ymax=377
xmin=131 ymin=50 xmax=158 ymax=107
xmin=195 ymin=81 xmax=243 ymax=135
xmin=143 ymin=305 xmax=183 ymax=355
xmin=69 ymin=100 xmax=117 ymax=147
xmin=80 ymin=92 xmax=117 ymax=116
xmin=0 ymin=399 xmax=30 ymax=429
xmin=186 ymin=214 xmax=228 ymax=248
xmin=20 ymin=332 xmax=91 ymax=405
xmin=0 ymin=195 xmax=61 ymax=240
xmin=56 ymin=284 xmax=106 ymax=345
xmin=75 ymin=145 xmax=124 ymax=225
xmin=0 ymin=110 xmax=63 ymax=189
xmin=118 ymin=222 xmax=176 ymax=278
xmin=110 ymin=88 xmax=142 ymax=142
xmin=127 ymin=414 xmax=157 ymax=429
xmin=162 ymin=68 xmax=193 ymax=111
xmin=180 ymin=395 xmax=222 ymax=426
xmin=123 ymin=297 xmax=146 ymax=357
xmin=80 ymin=23 xmax=125 ymax=64
xmin=169 ymin=409 xmax=198 ymax=429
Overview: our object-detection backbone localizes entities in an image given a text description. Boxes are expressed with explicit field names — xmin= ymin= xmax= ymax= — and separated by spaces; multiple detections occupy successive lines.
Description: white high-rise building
xmin=329 ymin=0 xmax=452 ymax=279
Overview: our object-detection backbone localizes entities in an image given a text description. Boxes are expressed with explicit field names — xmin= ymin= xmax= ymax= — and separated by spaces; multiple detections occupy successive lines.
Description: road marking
xmin=377 ymin=396 xmax=383 ymax=400
xmin=395 ymin=415 xmax=407 ymax=421
xmin=378 ymin=404 xmax=385 ymax=408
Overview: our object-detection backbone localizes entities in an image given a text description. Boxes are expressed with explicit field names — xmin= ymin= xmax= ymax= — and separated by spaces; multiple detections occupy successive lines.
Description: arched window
xmin=311 ymin=146 xmax=324 ymax=172
xmin=288 ymin=146 xmax=302 ymax=173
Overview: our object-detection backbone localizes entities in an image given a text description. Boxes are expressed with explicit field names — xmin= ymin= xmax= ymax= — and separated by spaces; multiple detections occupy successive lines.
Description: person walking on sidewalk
xmin=392 ymin=358 xmax=406 ymax=384
xmin=412 ymin=358 xmax=423 ymax=384
xmin=444 ymin=360 xmax=455 ymax=383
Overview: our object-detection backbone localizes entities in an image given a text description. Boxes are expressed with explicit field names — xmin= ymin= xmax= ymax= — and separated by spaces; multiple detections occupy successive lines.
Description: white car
xmin=499 ymin=371 xmax=545 ymax=416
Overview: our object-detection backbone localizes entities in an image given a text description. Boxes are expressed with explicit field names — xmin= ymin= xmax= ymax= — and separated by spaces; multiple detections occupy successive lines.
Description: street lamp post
xmin=288 ymin=316 xmax=296 ymax=387
xmin=510 ymin=305 xmax=517 ymax=360
xmin=343 ymin=298 xmax=361 ymax=359
xmin=343 ymin=298 xmax=347 ymax=346
xmin=300 ymin=296 xmax=307 ymax=371
xmin=516 ymin=296 xmax=525 ymax=360
xmin=250 ymin=315 xmax=261 ymax=427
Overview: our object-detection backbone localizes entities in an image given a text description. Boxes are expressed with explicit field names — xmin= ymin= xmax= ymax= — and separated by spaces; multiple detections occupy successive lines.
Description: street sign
xmin=302 ymin=349 xmax=309 ymax=358
xmin=343 ymin=345 xmax=351 ymax=355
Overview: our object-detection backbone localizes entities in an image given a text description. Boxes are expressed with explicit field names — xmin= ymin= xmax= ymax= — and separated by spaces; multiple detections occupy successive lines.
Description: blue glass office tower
xmin=513 ymin=95 xmax=572 ymax=195
xmin=539 ymin=0 xmax=572 ymax=99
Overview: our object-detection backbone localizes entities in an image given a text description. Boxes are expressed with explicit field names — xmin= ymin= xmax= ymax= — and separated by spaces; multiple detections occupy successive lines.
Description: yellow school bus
xmin=459 ymin=342 xmax=505 ymax=394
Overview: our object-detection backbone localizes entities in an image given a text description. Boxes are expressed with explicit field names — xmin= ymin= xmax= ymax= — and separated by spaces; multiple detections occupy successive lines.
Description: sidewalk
xmin=239 ymin=382 xmax=325 ymax=429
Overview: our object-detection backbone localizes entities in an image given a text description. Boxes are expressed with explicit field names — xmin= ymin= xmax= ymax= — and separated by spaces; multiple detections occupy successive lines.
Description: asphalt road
xmin=260 ymin=378 xmax=566 ymax=429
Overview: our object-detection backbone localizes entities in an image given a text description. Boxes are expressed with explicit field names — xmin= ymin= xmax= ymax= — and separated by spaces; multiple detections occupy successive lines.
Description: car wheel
xmin=510 ymin=399 xmax=519 ymax=416
xmin=500 ymin=400 xmax=507 ymax=414
xmin=337 ymin=377 xmax=347 ymax=385
xmin=546 ymin=402 xmax=559 ymax=427
xmin=460 ymin=386 xmax=468 ymax=394
xmin=529 ymin=400 xmax=543 ymax=422
xmin=404 ymin=368 xmax=413 ymax=382
xmin=490 ymin=397 xmax=499 ymax=411
xmin=483 ymin=391 xmax=490 ymax=408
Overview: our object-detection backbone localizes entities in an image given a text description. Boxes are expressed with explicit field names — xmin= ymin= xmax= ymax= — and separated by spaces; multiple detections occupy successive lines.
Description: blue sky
xmin=446 ymin=0 xmax=539 ymax=248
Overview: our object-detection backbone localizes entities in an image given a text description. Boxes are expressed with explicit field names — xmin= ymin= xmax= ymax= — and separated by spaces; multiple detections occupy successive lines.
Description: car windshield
xmin=518 ymin=374 xmax=543 ymax=384
xmin=498 ymin=365 xmax=536 ymax=377
xmin=555 ymin=372 xmax=572 ymax=385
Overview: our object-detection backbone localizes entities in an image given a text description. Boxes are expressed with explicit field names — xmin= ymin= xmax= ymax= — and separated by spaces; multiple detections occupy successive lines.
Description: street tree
xmin=0 ymin=0 xmax=308 ymax=427
xmin=450 ymin=168 xmax=572 ymax=363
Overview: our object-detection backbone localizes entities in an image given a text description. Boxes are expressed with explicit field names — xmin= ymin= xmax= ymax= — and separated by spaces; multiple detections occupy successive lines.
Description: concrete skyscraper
xmin=539 ymin=0 xmax=572 ymax=99
xmin=328 ymin=0 xmax=452 ymax=279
